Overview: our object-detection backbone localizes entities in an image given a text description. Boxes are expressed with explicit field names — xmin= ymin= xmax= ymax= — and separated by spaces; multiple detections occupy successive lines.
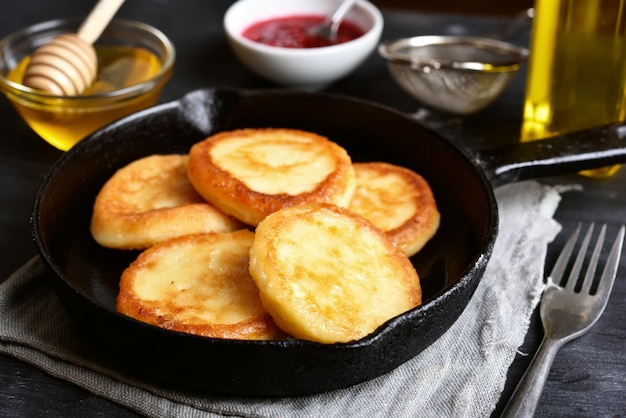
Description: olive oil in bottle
xmin=521 ymin=0 xmax=626 ymax=178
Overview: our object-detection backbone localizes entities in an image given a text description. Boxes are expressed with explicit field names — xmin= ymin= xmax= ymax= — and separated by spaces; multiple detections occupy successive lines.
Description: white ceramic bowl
xmin=224 ymin=0 xmax=383 ymax=89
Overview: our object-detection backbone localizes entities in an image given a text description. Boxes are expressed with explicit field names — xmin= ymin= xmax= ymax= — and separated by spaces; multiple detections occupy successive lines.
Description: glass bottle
xmin=521 ymin=0 xmax=626 ymax=178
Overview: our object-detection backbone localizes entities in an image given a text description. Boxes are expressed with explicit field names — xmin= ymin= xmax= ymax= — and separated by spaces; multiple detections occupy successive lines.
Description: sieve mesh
xmin=379 ymin=36 xmax=527 ymax=114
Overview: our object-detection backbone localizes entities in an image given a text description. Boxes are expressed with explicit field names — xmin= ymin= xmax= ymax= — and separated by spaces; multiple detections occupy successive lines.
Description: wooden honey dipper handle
xmin=77 ymin=0 xmax=126 ymax=45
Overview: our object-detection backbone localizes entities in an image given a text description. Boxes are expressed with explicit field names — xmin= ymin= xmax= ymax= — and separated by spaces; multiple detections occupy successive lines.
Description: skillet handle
xmin=474 ymin=123 xmax=626 ymax=187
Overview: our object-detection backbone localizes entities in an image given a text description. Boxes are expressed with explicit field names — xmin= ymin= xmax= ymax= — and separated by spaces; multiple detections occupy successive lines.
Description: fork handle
xmin=501 ymin=336 xmax=565 ymax=417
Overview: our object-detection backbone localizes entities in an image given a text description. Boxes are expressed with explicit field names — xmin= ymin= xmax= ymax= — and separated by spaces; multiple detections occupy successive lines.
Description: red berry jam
xmin=242 ymin=14 xmax=365 ymax=48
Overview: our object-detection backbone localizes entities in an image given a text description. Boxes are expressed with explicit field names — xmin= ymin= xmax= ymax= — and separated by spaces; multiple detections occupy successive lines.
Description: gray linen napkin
xmin=0 ymin=180 xmax=563 ymax=418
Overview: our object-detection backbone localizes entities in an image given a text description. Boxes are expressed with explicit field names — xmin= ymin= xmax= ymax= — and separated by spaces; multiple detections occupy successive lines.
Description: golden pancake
xmin=349 ymin=162 xmax=440 ymax=257
xmin=249 ymin=203 xmax=422 ymax=344
xmin=187 ymin=128 xmax=356 ymax=226
xmin=91 ymin=154 xmax=243 ymax=250
xmin=117 ymin=230 xmax=285 ymax=340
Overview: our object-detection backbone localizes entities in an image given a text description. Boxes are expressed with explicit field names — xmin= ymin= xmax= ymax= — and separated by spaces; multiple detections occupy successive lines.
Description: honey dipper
xmin=23 ymin=0 xmax=125 ymax=95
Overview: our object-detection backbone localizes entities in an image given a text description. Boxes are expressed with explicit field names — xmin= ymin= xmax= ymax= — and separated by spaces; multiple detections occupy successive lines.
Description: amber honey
xmin=6 ymin=45 xmax=166 ymax=151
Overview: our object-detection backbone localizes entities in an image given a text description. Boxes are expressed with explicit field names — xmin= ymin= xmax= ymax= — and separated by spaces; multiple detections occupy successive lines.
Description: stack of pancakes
xmin=91 ymin=128 xmax=440 ymax=343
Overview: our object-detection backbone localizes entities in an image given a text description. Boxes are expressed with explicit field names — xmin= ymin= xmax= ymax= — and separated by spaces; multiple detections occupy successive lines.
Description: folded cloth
xmin=0 ymin=181 xmax=562 ymax=418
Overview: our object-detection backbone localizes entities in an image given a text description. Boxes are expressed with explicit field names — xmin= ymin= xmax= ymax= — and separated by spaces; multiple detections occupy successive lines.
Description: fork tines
xmin=549 ymin=223 xmax=625 ymax=294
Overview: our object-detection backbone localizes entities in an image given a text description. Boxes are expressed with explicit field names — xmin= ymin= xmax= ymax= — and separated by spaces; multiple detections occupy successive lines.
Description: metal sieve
xmin=378 ymin=35 xmax=529 ymax=115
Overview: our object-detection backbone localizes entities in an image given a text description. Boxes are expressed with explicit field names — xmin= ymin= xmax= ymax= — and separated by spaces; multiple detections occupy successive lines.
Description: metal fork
xmin=501 ymin=223 xmax=625 ymax=418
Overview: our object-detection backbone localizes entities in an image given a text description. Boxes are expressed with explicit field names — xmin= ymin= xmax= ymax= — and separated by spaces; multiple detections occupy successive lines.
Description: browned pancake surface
xmin=249 ymin=203 xmax=421 ymax=343
xmin=349 ymin=162 xmax=440 ymax=257
xmin=117 ymin=230 xmax=285 ymax=340
xmin=91 ymin=154 xmax=243 ymax=250
xmin=187 ymin=128 xmax=356 ymax=226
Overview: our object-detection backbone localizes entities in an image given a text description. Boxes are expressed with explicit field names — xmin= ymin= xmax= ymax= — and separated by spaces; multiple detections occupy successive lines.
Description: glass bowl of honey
xmin=0 ymin=18 xmax=175 ymax=151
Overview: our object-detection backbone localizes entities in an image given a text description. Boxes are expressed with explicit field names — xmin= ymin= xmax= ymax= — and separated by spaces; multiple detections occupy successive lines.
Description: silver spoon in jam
xmin=307 ymin=0 xmax=358 ymax=44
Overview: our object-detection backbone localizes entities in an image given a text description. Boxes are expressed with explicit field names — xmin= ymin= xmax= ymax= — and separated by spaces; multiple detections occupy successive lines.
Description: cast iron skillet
xmin=32 ymin=88 xmax=626 ymax=397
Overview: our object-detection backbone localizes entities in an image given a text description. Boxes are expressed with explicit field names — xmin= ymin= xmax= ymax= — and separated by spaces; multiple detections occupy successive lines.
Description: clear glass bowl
xmin=0 ymin=18 xmax=175 ymax=151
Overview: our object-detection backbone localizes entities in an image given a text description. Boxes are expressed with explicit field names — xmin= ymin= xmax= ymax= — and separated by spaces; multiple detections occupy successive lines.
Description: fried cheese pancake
xmin=187 ymin=128 xmax=356 ymax=226
xmin=117 ymin=230 xmax=285 ymax=340
xmin=349 ymin=162 xmax=440 ymax=257
xmin=91 ymin=154 xmax=243 ymax=250
xmin=249 ymin=203 xmax=422 ymax=344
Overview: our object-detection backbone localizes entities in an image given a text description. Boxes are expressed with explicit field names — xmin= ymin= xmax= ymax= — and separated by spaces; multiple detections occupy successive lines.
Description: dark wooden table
xmin=1 ymin=1 xmax=625 ymax=416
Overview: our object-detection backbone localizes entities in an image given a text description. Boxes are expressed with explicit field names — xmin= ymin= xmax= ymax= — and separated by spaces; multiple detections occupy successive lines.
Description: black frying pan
xmin=32 ymin=88 xmax=626 ymax=397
